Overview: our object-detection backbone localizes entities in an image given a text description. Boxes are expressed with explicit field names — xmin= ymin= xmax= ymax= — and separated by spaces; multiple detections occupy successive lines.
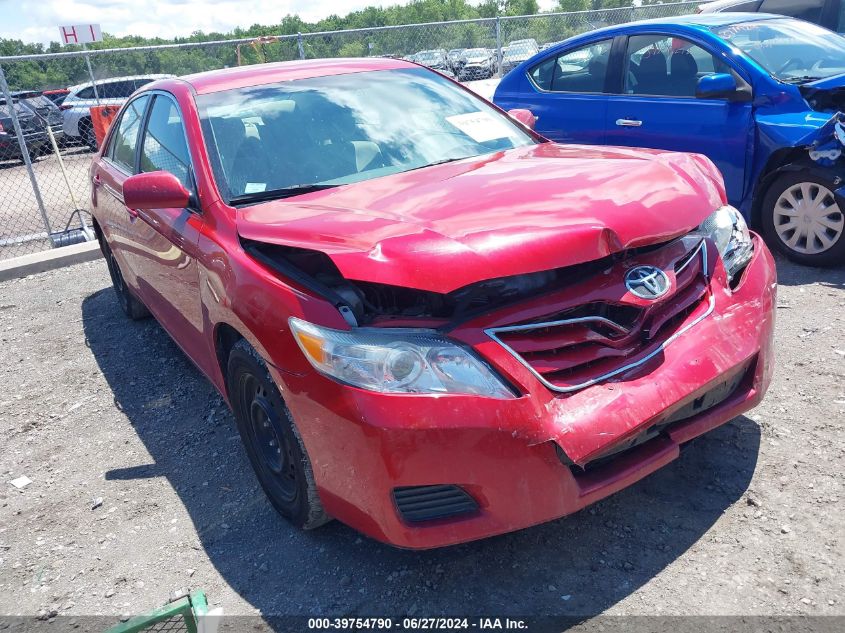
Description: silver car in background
xmin=61 ymin=74 xmax=173 ymax=149
xmin=500 ymin=39 xmax=540 ymax=75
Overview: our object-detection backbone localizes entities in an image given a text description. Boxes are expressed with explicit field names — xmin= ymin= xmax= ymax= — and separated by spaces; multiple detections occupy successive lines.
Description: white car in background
xmin=61 ymin=74 xmax=173 ymax=149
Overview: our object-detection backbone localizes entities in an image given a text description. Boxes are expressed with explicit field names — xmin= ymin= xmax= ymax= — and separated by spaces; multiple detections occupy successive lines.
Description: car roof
xmin=67 ymin=74 xmax=174 ymax=93
xmin=582 ymin=11 xmax=784 ymax=36
xmin=178 ymin=57 xmax=411 ymax=95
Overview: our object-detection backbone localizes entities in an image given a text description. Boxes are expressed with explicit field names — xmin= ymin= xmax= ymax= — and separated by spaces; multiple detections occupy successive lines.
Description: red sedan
xmin=89 ymin=58 xmax=776 ymax=549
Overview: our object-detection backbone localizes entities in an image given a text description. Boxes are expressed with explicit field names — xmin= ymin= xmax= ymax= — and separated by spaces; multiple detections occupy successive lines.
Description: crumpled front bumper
xmin=274 ymin=237 xmax=776 ymax=549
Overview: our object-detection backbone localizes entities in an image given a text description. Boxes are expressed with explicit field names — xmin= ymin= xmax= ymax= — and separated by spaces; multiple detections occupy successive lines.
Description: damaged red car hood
xmin=235 ymin=143 xmax=726 ymax=293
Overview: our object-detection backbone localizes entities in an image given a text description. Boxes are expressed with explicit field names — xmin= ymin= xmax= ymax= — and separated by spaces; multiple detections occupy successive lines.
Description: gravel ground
xmin=0 ymin=255 xmax=842 ymax=625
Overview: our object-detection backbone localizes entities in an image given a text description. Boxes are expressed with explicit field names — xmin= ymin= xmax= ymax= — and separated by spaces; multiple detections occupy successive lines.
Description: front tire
xmin=102 ymin=240 xmax=149 ymax=320
xmin=227 ymin=340 xmax=330 ymax=530
xmin=761 ymin=170 xmax=845 ymax=266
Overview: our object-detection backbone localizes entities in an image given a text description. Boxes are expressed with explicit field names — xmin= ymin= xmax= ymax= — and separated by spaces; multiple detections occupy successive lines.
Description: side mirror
xmin=507 ymin=108 xmax=537 ymax=130
xmin=695 ymin=73 xmax=738 ymax=100
xmin=123 ymin=171 xmax=191 ymax=210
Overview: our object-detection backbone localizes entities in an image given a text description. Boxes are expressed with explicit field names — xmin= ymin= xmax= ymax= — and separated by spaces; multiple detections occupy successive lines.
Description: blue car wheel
xmin=761 ymin=171 xmax=845 ymax=267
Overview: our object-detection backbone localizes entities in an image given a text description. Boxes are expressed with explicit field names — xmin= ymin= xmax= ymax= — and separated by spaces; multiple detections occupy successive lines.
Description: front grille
xmin=461 ymin=67 xmax=490 ymax=79
xmin=486 ymin=239 xmax=712 ymax=393
xmin=393 ymin=485 xmax=479 ymax=523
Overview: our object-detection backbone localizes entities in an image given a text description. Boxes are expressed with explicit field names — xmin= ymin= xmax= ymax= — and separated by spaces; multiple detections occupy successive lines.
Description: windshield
xmin=503 ymin=48 xmax=528 ymax=60
xmin=464 ymin=49 xmax=488 ymax=60
xmin=715 ymin=18 xmax=845 ymax=82
xmin=417 ymin=51 xmax=439 ymax=61
xmin=197 ymin=67 xmax=535 ymax=204
xmin=0 ymin=102 xmax=31 ymax=118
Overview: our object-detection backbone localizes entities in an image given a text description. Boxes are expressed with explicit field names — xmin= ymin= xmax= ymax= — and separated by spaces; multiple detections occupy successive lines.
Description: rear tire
xmin=761 ymin=170 xmax=845 ymax=267
xmin=102 ymin=240 xmax=150 ymax=320
xmin=227 ymin=339 xmax=331 ymax=530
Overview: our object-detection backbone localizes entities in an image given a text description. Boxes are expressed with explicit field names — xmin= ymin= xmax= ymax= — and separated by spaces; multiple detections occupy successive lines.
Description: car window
xmin=624 ymin=35 xmax=730 ymax=97
xmin=529 ymin=39 xmax=612 ymax=93
xmin=759 ymin=0 xmax=824 ymax=23
xmin=99 ymin=80 xmax=137 ymax=99
xmin=140 ymin=95 xmax=192 ymax=189
xmin=107 ymin=95 xmax=151 ymax=172
xmin=76 ymin=86 xmax=95 ymax=100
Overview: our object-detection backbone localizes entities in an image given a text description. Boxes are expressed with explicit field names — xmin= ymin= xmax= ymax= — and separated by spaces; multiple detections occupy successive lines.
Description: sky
xmin=0 ymin=0 xmax=558 ymax=45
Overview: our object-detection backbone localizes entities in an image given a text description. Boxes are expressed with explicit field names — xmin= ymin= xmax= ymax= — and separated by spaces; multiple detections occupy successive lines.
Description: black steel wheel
xmin=227 ymin=339 xmax=330 ymax=530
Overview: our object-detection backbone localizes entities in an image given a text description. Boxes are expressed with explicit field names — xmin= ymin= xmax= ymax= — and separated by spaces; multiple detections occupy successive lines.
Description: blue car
xmin=494 ymin=13 xmax=845 ymax=266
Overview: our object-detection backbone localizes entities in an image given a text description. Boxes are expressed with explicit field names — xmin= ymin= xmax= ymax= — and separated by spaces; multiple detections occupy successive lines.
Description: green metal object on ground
xmin=106 ymin=590 xmax=211 ymax=633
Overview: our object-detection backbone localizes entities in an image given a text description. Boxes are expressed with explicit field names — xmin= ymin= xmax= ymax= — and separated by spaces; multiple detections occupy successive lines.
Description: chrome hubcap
xmin=774 ymin=182 xmax=844 ymax=255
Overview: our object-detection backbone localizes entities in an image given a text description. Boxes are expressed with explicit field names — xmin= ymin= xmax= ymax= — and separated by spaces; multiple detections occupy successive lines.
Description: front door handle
xmin=616 ymin=118 xmax=643 ymax=127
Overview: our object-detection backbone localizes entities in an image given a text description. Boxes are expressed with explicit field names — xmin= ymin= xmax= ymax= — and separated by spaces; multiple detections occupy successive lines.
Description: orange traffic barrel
xmin=90 ymin=105 xmax=121 ymax=149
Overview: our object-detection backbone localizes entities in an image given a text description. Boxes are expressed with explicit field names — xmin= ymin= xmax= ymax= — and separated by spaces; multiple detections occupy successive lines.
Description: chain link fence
xmin=0 ymin=1 xmax=698 ymax=261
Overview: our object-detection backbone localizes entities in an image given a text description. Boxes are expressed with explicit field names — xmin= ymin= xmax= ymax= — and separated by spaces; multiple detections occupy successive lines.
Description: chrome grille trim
xmin=484 ymin=314 xmax=632 ymax=337
xmin=484 ymin=241 xmax=712 ymax=394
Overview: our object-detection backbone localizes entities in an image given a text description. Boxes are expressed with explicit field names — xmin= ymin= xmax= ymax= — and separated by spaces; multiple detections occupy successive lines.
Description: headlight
xmin=697 ymin=205 xmax=754 ymax=281
xmin=289 ymin=318 xmax=514 ymax=399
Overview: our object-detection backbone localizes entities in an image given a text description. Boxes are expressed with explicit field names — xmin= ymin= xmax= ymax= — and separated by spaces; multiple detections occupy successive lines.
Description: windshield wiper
xmin=783 ymin=75 xmax=823 ymax=84
xmin=404 ymin=156 xmax=470 ymax=173
xmin=229 ymin=183 xmax=339 ymax=206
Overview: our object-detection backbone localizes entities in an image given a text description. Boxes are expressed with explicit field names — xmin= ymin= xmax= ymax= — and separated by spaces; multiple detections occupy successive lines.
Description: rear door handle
xmin=615 ymin=118 xmax=643 ymax=127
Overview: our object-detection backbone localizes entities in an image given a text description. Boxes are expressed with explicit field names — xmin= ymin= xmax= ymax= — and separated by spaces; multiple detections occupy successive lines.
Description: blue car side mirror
xmin=696 ymin=73 xmax=739 ymax=100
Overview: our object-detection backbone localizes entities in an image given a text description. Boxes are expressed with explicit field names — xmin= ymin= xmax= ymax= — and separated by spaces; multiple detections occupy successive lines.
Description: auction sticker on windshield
xmin=446 ymin=111 xmax=513 ymax=143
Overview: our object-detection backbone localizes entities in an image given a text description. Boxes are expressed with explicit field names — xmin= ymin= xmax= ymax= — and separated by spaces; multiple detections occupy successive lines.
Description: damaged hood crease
xmin=236 ymin=143 xmax=726 ymax=293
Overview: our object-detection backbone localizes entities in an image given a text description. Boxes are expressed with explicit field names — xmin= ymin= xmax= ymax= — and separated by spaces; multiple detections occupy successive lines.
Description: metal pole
xmin=495 ymin=17 xmax=502 ymax=78
xmin=82 ymin=44 xmax=101 ymax=105
xmin=0 ymin=63 xmax=53 ymax=236
xmin=297 ymin=32 xmax=305 ymax=60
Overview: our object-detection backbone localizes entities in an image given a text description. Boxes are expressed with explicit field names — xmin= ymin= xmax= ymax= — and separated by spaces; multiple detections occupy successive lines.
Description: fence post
xmin=495 ymin=16 xmax=502 ymax=78
xmin=0 ymin=63 xmax=53 ymax=238
xmin=82 ymin=44 xmax=101 ymax=105
xmin=297 ymin=33 xmax=305 ymax=60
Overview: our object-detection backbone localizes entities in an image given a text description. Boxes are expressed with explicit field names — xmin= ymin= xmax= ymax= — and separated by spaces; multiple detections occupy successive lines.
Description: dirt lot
xmin=0 ymin=255 xmax=842 ymax=626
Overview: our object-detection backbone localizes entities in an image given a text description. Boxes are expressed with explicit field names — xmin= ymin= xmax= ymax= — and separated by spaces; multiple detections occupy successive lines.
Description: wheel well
xmin=91 ymin=216 xmax=103 ymax=242
xmin=750 ymin=148 xmax=812 ymax=227
xmin=215 ymin=323 xmax=245 ymax=396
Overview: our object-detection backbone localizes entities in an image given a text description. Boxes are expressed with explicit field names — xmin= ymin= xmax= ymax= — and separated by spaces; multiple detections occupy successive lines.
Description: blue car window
xmin=624 ymin=35 xmax=728 ymax=98
xmin=528 ymin=39 xmax=612 ymax=93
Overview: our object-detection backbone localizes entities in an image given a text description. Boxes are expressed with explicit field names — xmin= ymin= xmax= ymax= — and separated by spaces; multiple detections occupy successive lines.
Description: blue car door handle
xmin=616 ymin=118 xmax=643 ymax=127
